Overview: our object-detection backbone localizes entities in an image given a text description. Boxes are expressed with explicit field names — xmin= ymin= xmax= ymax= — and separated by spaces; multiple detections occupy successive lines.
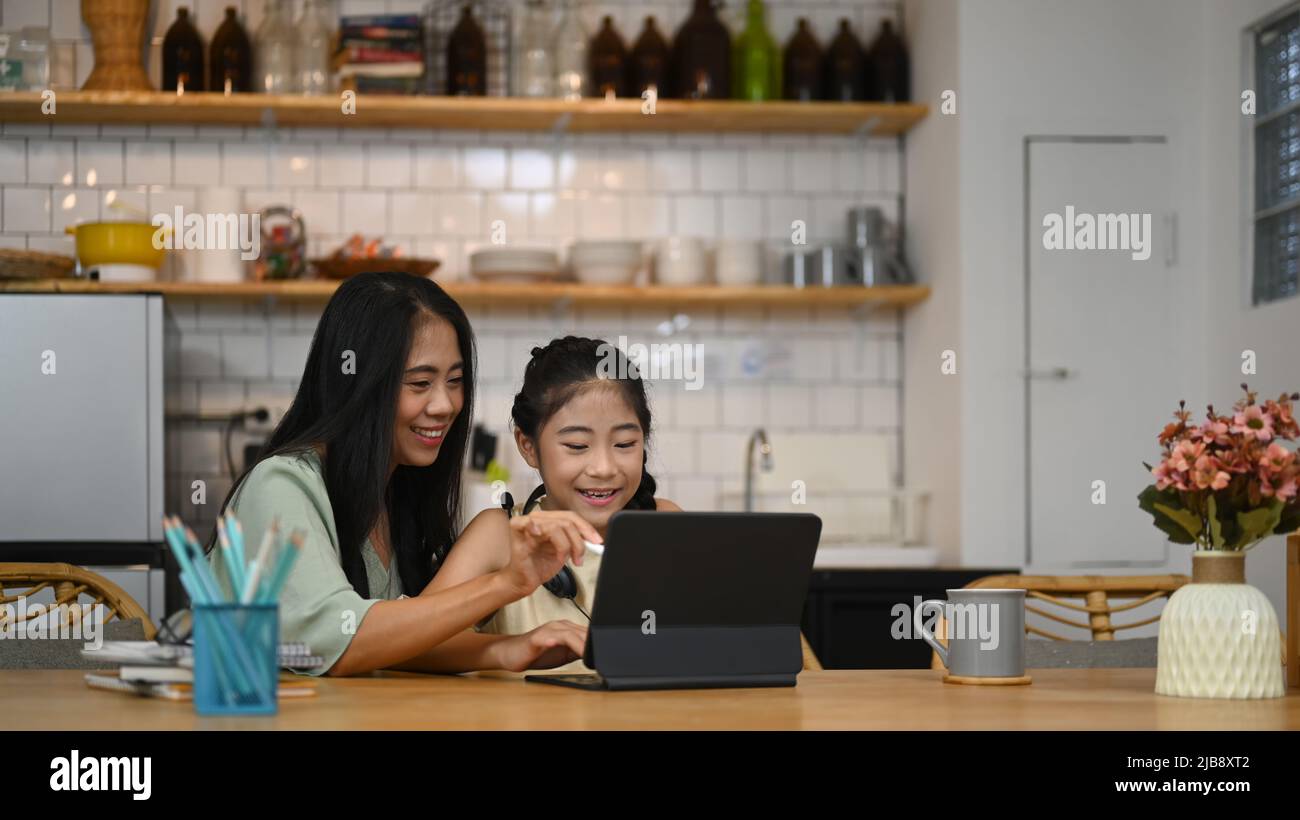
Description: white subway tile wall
xmin=0 ymin=0 xmax=906 ymax=533
xmin=3 ymin=129 xmax=901 ymax=261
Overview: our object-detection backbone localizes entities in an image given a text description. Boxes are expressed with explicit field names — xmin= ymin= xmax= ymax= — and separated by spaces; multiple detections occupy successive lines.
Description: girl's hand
xmin=501 ymin=510 xmax=602 ymax=597
xmin=489 ymin=620 xmax=589 ymax=672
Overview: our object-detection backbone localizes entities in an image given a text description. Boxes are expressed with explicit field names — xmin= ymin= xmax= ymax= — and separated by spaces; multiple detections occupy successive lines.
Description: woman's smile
xmin=411 ymin=425 xmax=447 ymax=447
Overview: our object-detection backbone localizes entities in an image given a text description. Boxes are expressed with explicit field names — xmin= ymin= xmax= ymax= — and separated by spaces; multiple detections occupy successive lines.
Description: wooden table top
xmin=2 ymin=668 xmax=1297 ymax=730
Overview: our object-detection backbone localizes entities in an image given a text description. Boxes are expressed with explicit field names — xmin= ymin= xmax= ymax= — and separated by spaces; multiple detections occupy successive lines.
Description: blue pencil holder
xmin=193 ymin=603 xmax=278 ymax=716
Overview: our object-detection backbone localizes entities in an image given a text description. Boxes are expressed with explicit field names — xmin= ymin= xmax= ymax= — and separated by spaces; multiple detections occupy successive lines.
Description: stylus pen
xmin=502 ymin=492 xmax=604 ymax=556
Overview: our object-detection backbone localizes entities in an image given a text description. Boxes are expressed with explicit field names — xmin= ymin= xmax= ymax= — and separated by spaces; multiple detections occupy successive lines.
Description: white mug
xmin=193 ymin=187 xmax=246 ymax=283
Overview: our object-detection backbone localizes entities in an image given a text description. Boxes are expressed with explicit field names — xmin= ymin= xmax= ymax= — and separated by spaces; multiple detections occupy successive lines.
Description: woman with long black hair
xmin=205 ymin=273 xmax=600 ymax=676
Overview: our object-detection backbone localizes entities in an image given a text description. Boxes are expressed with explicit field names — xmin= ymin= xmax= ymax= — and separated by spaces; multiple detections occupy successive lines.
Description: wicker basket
xmin=310 ymin=257 xmax=440 ymax=280
xmin=80 ymin=0 xmax=153 ymax=91
xmin=0 ymin=248 xmax=77 ymax=280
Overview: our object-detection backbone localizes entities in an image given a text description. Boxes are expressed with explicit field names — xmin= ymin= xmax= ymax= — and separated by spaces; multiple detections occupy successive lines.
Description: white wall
xmin=901 ymin=0 xmax=1294 ymax=617
xmin=951 ymin=0 xmax=1209 ymax=571
xmin=1199 ymin=0 xmax=1300 ymax=609
xmin=902 ymin=0 xmax=962 ymax=563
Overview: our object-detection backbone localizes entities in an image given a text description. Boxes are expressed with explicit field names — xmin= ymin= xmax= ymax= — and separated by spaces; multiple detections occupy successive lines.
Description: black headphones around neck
xmin=501 ymin=488 xmax=578 ymax=600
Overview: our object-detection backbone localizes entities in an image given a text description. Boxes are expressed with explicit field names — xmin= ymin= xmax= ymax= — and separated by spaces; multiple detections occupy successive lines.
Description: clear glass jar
xmin=255 ymin=0 xmax=297 ymax=94
xmin=18 ymin=26 xmax=50 ymax=92
xmin=552 ymin=0 xmax=588 ymax=100
xmin=515 ymin=0 xmax=553 ymax=97
xmin=296 ymin=0 xmax=333 ymax=95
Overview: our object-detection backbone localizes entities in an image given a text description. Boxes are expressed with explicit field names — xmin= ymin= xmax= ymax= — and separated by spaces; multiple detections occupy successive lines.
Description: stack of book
xmin=335 ymin=13 xmax=425 ymax=96
xmin=82 ymin=640 xmax=325 ymax=700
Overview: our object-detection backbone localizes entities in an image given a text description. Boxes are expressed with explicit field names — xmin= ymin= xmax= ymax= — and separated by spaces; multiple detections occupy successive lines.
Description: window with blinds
xmin=1254 ymin=8 xmax=1300 ymax=305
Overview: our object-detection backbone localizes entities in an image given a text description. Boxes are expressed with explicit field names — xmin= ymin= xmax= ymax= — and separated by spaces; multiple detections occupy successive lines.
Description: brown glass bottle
xmin=672 ymin=0 xmax=730 ymax=100
xmin=866 ymin=20 xmax=909 ymax=102
xmin=782 ymin=18 xmax=821 ymax=102
xmin=209 ymin=6 xmax=251 ymax=93
xmin=629 ymin=16 xmax=671 ymax=98
xmin=824 ymin=18 xmax=867 ymax=102
xmin=162 ymin=7 xmax=206 ymax=92
xmin=589 ymin=16 xmax=628 ymax=98
xmin=446 ymin=5 xmax=487 ymax=96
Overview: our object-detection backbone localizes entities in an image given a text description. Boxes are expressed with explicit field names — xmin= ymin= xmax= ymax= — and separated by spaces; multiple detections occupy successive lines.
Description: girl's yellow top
xmin=476 ymin=494 xmax=600 ymax=675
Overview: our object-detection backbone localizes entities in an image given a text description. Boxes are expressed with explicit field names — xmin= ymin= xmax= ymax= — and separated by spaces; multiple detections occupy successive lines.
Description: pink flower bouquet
xmin=1139 ymin=386 xmax=1300 ymax=550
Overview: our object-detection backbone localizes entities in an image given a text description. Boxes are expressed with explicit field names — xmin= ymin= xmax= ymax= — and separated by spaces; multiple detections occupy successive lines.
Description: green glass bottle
xmin=732 ymin=0 xmax=780 ymax=101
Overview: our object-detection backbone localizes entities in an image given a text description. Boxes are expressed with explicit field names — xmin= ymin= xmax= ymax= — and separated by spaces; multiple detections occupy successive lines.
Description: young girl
xmin=204 ymin=274 xmax=603 ymax=676
xmin=429 ymin=336 xmax=681 ymax=672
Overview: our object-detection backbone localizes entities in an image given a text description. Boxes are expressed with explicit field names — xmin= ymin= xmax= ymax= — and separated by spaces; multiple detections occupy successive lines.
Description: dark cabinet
xmin=802 ymin=568 xmax=1020 ymax=669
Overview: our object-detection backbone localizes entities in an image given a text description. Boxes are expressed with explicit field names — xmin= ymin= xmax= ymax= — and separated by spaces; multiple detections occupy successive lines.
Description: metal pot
xmin=784 ymin=245 xmax=867 ymax=287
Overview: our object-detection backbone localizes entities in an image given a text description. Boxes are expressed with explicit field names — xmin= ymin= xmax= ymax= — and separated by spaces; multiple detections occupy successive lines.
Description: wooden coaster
xmin=943 ymin=674 xmax=1032 ymax=686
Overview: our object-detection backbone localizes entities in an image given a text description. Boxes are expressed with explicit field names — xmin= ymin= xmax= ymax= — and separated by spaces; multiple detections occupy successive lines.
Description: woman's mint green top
xmin=207 ymin=451 xmax=404 ymax=675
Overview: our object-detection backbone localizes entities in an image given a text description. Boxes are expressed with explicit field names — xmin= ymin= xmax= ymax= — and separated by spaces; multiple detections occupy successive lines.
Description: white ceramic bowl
xmin=571 ymin=240 xmax=642 ymax=256
xmin=573 ymin=262 xmax=638 ymax=285
xmin=469 ymin=248 xmax=561 ymax=282
xmin=715 ymin=239 xmax=764 ymax=286
xmin=654 ymin=237 xmax=707 ymax=285
xmin=570 ymin=241 xmax=641 ymax=264
xmin=570 ymin=240 xmax=642 ymax=284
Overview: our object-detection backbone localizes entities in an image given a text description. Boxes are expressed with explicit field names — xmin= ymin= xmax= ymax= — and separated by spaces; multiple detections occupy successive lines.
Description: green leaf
xmin=1155 ymin=502 xmax=1205 ymax=542
xmin=1147 ymin=513 xmax=1198 ymax=544
xmin=1207 ymin=495 xmax=1225 ymax=548
xmin=1137 ymin=485 xmax=1196 ymax=544
xmin=1137 ymin=483 xmax=1180 ymax=512
xmin=1236 ymin=499 xmax=1285 ymax=544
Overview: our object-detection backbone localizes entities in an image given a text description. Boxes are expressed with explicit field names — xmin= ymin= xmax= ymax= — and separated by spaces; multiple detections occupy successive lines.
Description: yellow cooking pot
xmin=65 ymin=222 xmax=167 ymax=269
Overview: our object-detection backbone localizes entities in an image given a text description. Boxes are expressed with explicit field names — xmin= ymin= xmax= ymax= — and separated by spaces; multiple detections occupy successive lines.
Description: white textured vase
xmin=1155 ymin=551 xmax=1285 ymax=699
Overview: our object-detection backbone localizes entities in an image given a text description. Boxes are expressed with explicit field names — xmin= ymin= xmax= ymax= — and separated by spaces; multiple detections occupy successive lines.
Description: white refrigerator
xmin=0 ymin=293 xmax=169 ymax=622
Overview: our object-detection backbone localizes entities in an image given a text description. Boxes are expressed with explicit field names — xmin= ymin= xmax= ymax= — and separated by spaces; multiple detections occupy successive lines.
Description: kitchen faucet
xmin=744 ymin=428 xmax=774 ymax=512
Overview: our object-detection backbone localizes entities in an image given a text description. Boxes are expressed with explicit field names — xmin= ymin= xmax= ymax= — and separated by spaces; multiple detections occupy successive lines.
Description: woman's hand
xmin=500 ymin=510 xmax=602 ymax=598
xmin=488 ymin=620 xmax=589 ymax=672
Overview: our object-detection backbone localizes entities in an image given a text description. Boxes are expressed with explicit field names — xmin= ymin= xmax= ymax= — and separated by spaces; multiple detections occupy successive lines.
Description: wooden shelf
xmin=0 ymin=279 xmax=930 ymax=309
xmin=0 ymin=91 xmax=928 ymax=136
